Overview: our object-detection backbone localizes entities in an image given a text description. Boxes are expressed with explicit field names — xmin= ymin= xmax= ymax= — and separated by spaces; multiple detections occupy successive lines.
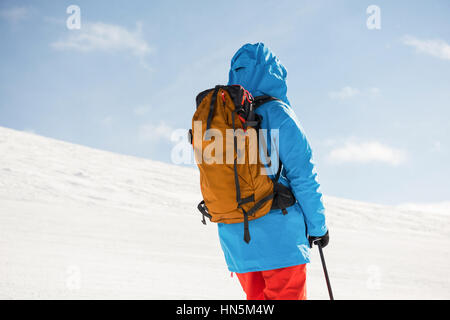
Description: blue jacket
xmin=217 ymin=43 xmax=327 ymax=273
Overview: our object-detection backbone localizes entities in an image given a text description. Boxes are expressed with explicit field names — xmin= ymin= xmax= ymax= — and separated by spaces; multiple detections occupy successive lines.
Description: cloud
xmin=0 ymin=6 xmax=32 ymax=22
xmin=51 ymin=22 xmax=152 ymax=59
xmin=133 ymin=105 xmax=152 ymax=116
xmin=327 ymin=140 xmax=407 ymax=166
xmin=431 ymin=141 xmax=442 ymax=153
xmin=368 ymin=87 xmax=380 ymax=96
xmin=328 ymin=86 xmax=381 ymax=101
xmin=328 ymin=86 xmax=359 ymax=100
xmin=138 ymin=121 xmax=174 ymax=142
xmin=402 ymin=35 xmax=450 ymax=60
xmin=100 ymin=116 xmax=114 ymax=127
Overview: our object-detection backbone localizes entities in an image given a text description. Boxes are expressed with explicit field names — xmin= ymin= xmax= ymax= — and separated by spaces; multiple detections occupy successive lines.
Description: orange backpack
xmin=189 ymin=85 xmax=295 ymax=243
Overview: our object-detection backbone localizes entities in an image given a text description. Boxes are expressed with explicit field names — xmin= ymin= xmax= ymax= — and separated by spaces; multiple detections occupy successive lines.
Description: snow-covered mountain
xmin=0 ymin=126 xmax=448 ymax=299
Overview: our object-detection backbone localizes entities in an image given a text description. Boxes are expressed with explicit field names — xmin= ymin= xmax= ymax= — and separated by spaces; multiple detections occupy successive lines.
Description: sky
xmin=0 ymin=0 xmax=449 ymax=206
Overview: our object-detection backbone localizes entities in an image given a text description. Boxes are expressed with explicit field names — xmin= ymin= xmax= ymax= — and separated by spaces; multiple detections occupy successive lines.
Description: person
xmin=217 ymin=43 xmax=329 ymax=300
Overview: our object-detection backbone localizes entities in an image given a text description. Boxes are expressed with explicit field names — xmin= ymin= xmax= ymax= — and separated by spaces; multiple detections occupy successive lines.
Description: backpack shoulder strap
xmin=253 ymin=95 xmax=280 ymax=109
xmin=253 ymin=95 xmax=290 ymax=214
xmin=242 ymin=95 xmax=280 ymax=129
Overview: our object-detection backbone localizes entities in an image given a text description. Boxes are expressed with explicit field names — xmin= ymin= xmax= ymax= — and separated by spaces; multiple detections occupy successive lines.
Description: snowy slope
xmin=0 ymin=126 xmax=449 ymax=299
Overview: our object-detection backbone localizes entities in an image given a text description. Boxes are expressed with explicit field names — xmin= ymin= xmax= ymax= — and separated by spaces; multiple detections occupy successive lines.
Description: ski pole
xmin=315 ymin=241 xmax=334 ymax=300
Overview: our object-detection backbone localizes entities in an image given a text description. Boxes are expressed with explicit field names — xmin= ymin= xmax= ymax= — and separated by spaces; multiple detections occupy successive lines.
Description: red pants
xmin=236 ymin=264 xmax=307 ymax=300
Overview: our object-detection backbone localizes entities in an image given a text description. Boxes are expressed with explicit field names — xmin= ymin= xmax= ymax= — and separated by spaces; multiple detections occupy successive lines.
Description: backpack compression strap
xmin=206 ymin=87 xmax=220 ymax=134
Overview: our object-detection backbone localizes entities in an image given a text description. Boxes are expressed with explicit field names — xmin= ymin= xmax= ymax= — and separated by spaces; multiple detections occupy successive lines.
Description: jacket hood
xmin=228 ymin=43 xmax=290 ymax=106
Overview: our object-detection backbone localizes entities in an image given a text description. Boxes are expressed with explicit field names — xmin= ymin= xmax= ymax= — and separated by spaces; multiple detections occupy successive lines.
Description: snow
xmin=0 ymin=126 xmax=449 ymax=299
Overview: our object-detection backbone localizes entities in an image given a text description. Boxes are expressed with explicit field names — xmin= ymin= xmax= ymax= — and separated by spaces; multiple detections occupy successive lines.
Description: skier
xmin=217 ymin=43 xmax=329 ymax=300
